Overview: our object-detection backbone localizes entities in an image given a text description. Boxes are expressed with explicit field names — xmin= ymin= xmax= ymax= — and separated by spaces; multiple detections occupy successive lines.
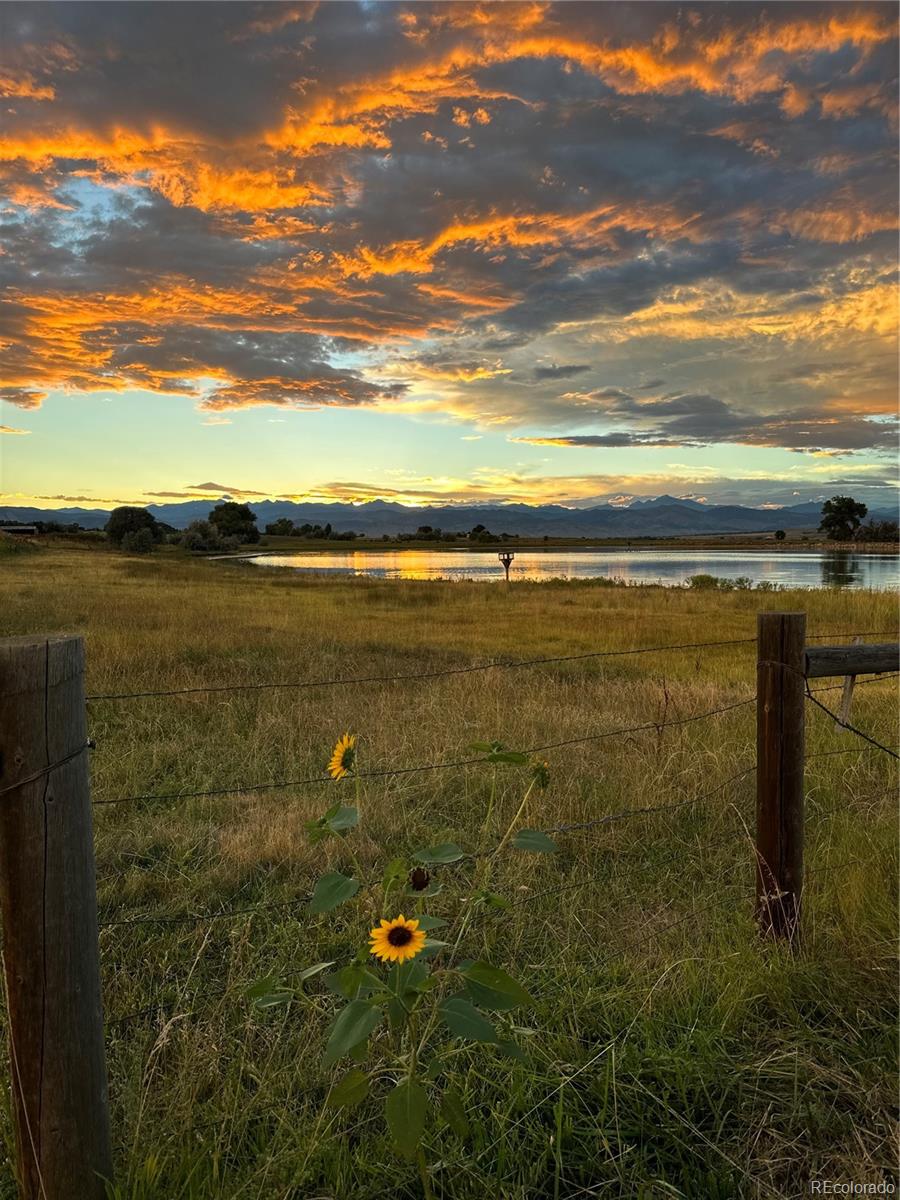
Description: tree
xmin=121 ymin=527 xmax=154 ymax=554
xmin=179 ymin=520 xmax=236 ymax=552
xmin=265 ymin=518 xmax=295 ymax=536
xmin=774 ymin=529 xmax=786 ymax=541
xmin=857 ymin=519 xmax=899 ymax=543
xmin=209 ymin=502 xmax=259 ymax=544
xmin=105 ymin=506 xmax=159 ymax=546
xmin=818 ymin=496 xmax=867 ymax=542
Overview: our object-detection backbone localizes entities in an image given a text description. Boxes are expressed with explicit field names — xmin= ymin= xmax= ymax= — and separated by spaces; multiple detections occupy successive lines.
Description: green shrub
xmin=121 ymin=527 xmax=154 ymax=554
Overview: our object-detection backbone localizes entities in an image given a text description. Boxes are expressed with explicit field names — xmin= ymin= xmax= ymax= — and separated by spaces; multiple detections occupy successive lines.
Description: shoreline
xmin=219 ymin=540 xmax=899 ymax=559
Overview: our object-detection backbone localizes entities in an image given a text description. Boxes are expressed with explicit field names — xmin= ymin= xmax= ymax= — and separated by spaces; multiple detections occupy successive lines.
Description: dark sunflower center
xmin=387 ymin=926 xmax=413 ymax=947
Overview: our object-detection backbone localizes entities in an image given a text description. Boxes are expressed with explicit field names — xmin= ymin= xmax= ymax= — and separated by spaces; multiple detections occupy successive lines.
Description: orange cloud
xmin=0 ymin=72 xmax=54 ymax=101
xmin=337 ymin=200 xmax=696 ymax=278
xmin=773 ymin=199 xmax=898 ymax=243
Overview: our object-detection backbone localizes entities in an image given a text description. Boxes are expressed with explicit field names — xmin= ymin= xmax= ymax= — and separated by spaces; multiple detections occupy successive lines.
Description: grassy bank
xmin=1 ymin=548 xmax=897 ymax=1199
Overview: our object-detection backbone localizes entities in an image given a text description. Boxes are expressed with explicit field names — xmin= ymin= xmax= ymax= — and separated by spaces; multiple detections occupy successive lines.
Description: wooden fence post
xmin=756 ymin=613 xmax=806 ymax=941
xmin=0 ymin=636 xmax=112 ymax=1198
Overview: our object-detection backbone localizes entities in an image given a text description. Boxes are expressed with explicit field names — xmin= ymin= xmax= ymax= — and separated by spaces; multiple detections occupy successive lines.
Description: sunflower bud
xmin=409 ymin=867 xmax=430 ymax=891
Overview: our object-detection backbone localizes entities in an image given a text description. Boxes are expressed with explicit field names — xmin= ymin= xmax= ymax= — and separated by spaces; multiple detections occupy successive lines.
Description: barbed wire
xmin=757 ymin=656 xmax=899 ymax=761
xmin=540 ymin=762 xmax=756 ymax=835
xmin=94 ymin=732 xmax=894 ymax=917
xmin=809 ymin=672 xmax=899 ymax=695
xmin=97 ymin=758 xmax=759 ymax=933
xmin=82 ymin=630 xmax=898 ymax=703
xmin=92 ymin=695 xmax=754 ymax=807
xmin=0 ymin=741 xmax=92 ymax=798
xmin=102 ymin=834 xmax=889 ymax=1032
xmin=98 ymin=895 xmax=312 ymax=930
xmin=84 ymin=635 xmax=759 ymax=702
xmin=804 ymin=686 xmax=899 ymax=761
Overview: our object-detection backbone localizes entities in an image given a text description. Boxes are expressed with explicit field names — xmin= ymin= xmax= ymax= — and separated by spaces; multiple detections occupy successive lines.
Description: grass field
xmin=1 ymin=547 xmax=897 ymax=1199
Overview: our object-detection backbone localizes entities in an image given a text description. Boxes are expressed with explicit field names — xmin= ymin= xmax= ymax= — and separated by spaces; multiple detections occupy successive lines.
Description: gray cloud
xmin=533 ymin=363 xmax=592 ymax=381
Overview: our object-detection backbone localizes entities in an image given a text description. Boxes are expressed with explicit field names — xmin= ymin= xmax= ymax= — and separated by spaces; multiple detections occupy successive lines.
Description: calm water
xmin=248 ymin=549 xmax=899 ymax=589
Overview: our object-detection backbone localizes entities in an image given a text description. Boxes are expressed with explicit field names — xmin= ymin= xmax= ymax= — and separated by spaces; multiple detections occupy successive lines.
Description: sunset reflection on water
xmin=248 ymin=550 xmax=899 ymax=590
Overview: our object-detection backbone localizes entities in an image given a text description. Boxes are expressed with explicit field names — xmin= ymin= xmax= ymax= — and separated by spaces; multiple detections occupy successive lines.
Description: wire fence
xmin=83 ymin=628 xmax=896 ymax=704
xmin=89 ymin=628 xmax=898 ymax=931
xmin=10 ymin=621 xmax=897 ymax=1175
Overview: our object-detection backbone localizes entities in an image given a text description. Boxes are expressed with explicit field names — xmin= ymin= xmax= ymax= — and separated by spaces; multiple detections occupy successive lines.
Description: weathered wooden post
xmin=756 ymin=613 xmax=806 ymax=941
xmin=0 ymin=636 xmax=112 ymax=1198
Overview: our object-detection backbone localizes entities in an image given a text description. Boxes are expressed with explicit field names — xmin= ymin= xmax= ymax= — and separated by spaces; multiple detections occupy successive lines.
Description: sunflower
xmin=369 ymin=915 xmax=426 ymax=964
xmin=327 ymin=733 xmax=357 ymax=780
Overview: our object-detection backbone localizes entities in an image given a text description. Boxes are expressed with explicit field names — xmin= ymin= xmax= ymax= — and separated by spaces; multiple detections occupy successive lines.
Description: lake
xmin=246 ymin=548 xmax=899 ymax=589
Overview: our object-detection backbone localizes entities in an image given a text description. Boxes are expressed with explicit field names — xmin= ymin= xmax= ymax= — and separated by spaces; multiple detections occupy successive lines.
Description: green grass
xmin=0 ymin=548 xmax=897 ymax=1199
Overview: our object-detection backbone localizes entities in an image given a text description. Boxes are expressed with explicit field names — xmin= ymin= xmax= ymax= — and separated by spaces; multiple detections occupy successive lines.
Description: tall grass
xmin=0 ymin=549 xmax=897 ymax=1198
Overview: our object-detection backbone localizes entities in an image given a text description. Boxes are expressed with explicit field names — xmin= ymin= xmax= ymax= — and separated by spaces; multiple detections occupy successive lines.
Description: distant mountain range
xmin=2 ymin=495 xmax=896 ymax=537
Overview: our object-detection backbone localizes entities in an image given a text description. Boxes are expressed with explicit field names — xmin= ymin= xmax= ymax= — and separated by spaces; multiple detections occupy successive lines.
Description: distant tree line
xmin=79 ymin=493 xmax=900 ymax=555
xmin=264 ymin=518 xmax=357 ymax=540
xmin=396 ymin=523 xmax=514 ymax=543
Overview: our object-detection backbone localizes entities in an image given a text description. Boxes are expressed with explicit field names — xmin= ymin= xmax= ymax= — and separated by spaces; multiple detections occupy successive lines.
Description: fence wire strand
xmin=84 ymin=629 xmax=896 ymax=703
xmin=804 ymin=686 xmax=900 ymax=761
xmin=85 ymin=635 xmax=759 ymax=702
xmin=93 ymin=695 xmax=755 ymax=807
xmin=0 ymin=741 xmax=92 ymax=798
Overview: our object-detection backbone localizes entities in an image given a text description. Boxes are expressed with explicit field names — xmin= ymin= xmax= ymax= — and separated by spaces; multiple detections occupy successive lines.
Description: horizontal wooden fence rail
xmin=805 ymin=642 xmax=899 ymax=679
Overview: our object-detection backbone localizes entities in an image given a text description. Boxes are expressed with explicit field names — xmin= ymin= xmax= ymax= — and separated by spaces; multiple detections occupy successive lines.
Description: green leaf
xmin=297 ymin=961 xmax=335 ymax=984
xmin=243 ymin=976 xmax=294 ymax=1008
xmin=484 ymin=750 xmax=528 ymax=765
xmin=327 ymin=964 xmax=382 ymax=1000
xmin=413 ymin=914 xmax=448 ymax=930
xmin=419 ymin=938 xmax=449 ymax=960
xmin=387 ymin=996 xmax=407 ymax=1031
xmin=254 ymin=990 xmax=294 ymax=1009
xmin=461 ymin=961 xmax=534 ymax=1008
xmin=304 ymin=823 xmax=332 ymax=844
xmin=438 ymin=996 xmax=498 ymax=1043
xmin=468 ymin=740 xmax=496 ymax=753
xmin=381 ymin=857 xmax=408 ymax=894
xmin=308 ymin=871 xmax=359 ymax=914
xmin=323 ymin=1000 xmax=381 ymax=1065
xmin=326 ymin=1069 xmax=369 ymax=1110
xmin=326 ymin=805 xmax=359 ymax=833
xmin=511 ymin=829 xmax=558 ymax=853
xmin=498 ymin=1039 xmax=531 ymax=1065
xmin=413 ymin=843 xmax=465 ymax=865
xmin=483 ymin=891 xmax=511 ymax=911
xmin=440 ymin=1088 xmax=470 ymax=1140
xmin=463 ymin=977 xmax=518 ymax=1013
xmin=387 ymin=958 xmax=430 ymax=996
xmin=385 ymin=1079 xmax=427 ymax=1160
xmin=244 ymin=975 xmax=280 ymax=1000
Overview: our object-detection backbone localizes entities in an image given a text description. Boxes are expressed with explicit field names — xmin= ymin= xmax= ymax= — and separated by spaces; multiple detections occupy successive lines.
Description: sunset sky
xmin=1 ymin=1 xmax=897 ymax=511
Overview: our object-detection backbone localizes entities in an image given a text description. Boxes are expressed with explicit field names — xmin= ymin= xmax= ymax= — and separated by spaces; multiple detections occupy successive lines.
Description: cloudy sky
xmin=1 ymin=0 xmax=897 ymax=511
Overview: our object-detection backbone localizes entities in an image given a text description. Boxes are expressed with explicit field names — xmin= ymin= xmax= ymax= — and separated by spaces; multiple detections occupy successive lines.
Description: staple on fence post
xmin=0 ymin=635 xmax=112 ymax=1199
xmin=756 ymin=612 xmax=806 ymax=942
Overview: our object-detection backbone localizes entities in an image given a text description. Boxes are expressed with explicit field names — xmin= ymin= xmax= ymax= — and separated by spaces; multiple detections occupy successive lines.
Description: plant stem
xmin=492 ymin=777 xmax=537 ymax=860
xmin=417 ymin=1145 xmax=434 ymax=1200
